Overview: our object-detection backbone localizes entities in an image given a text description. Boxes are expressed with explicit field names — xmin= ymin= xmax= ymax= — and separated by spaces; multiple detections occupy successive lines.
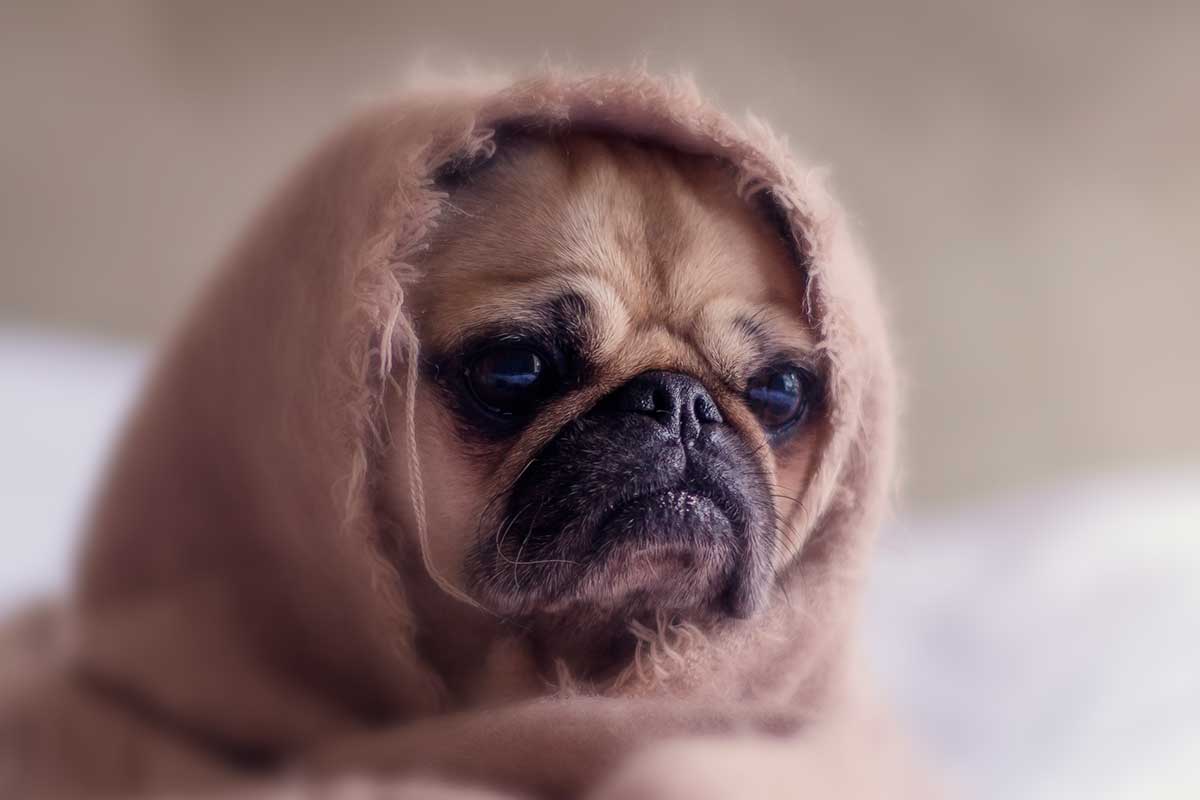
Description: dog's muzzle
xmin=471 ymin=370 xmax=774 ymax=619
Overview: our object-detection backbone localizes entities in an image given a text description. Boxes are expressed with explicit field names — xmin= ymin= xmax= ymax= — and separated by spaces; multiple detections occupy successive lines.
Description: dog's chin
xmin=477 ymin=488 xmax=751 ymax=623
xmin=560 ymin=489 xmax=740 ymax=614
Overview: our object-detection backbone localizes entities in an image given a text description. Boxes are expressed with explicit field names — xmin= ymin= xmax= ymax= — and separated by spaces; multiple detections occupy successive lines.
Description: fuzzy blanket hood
xmin=53 ymin=70 xmax=896 ymax=787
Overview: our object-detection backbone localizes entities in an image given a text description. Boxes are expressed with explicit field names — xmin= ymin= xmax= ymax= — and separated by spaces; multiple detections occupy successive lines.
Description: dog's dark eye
xmin=465 ymin=346 xmax=555 ymax=417
xmin=746 ymin=366 xmax=814 ymax=430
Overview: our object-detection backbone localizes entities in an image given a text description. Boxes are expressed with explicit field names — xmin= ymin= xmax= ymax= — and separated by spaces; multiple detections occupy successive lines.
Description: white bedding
xmin=2 ymin=325 xmax=1198 ymax=798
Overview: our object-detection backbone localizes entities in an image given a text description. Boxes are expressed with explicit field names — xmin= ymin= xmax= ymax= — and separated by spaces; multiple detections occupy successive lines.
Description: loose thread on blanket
xmin=400 ymin=326 xmax=491 ymax=613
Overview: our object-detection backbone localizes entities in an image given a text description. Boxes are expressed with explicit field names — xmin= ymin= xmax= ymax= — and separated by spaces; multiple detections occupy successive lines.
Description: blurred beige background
xmin=2 ymin=0 xmax=1197 ymax=508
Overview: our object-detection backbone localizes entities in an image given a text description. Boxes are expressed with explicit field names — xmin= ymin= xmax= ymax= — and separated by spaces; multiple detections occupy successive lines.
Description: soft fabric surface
xmin=2 ymin=326 xmax=1197 ymax=798
xmin=3 ymin=70 xmax=903 ymax=798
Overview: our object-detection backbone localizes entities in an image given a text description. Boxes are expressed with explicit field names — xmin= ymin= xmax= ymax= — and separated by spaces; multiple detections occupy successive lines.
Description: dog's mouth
xmin=478 ymin=482 xmax=745 ymax=619
xmin=470 ymin=432 xmax=772 ymax=621
xmin=572 ymin=486 xmax=741 ymax=612
xmin=597 ymin=486 xmax=735 ymax=543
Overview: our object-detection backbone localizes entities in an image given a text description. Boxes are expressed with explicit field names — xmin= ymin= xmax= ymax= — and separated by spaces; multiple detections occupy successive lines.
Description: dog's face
xmin=389 ymin=134 xmax=825 ymax=626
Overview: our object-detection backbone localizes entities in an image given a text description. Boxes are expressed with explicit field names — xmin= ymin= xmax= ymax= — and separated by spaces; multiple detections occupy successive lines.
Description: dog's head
xmin=387 ymin=133 xmax=826 ymax=626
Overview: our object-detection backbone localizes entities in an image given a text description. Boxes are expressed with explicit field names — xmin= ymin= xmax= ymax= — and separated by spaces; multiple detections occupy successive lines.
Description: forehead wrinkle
xmin=739 ymin=302 xmax=815 ymax=353
xmin=682 ymin=297 xmax=817 ymax=390
xmin=556 ymin=138 xmax=712 ymax=317
xmin=432 ymin=272 xmax=632 ymax=359
xmin=637 ymin=154 xmax=693 ymax=303
xmin=551 ymin=148 xmax=813 ymax=384
xmin=423 ymin=132 xmax=813 ymax=385
xmin=558 ymin=148 xmax=666 ymax=300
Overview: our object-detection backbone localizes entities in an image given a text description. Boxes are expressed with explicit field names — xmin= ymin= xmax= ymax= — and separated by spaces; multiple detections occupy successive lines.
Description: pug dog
xmin=0 ymin=73 xmax=916 ymax=799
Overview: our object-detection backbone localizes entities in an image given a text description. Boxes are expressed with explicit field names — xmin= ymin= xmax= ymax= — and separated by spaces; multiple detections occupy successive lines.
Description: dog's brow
xmin=733 ymin=308 xmax=814 ymax=362
xmin=541 ymin=291 xmax=595 ymax=355
xmin=733 ymin=314 xmax=772 ymax=362
xmin=456 ymin=291 xmax=596 ymax=366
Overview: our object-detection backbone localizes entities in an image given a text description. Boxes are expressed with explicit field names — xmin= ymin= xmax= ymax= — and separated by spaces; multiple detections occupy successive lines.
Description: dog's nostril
xmin=606 ymin=370 xmax=723 ymax=440
xmin=694 ymin=393 xmax=722 ymax=425
xmin=652 ymin=387 xmax=672 ymax=415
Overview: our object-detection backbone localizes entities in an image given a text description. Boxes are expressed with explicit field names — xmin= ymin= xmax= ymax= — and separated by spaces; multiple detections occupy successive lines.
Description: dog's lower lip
xmin=559 ymin=488 xmax=739 ymax=614
xmin=595 ymin=484 xmax=734 ymax=546
xmin=601 ymin=488 xmax=716 ymax=525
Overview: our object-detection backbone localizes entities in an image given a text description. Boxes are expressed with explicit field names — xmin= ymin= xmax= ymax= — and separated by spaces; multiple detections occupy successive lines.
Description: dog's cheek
xmin=384 ymin=383 xmax=499 ymax=585
xmin=766 ymin=429 xmax=824 ymax=566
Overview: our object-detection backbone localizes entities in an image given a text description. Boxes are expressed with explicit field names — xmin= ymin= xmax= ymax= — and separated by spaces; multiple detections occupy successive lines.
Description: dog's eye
xmin=746 ymin=366 xmax=814 ymax=430
xmin=465 ymin=346 xmax=555 ymax=417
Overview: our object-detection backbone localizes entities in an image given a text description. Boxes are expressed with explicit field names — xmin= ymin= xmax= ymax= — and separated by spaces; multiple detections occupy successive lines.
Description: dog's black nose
xmin=607 ymin=370 xmax=723 ymax=443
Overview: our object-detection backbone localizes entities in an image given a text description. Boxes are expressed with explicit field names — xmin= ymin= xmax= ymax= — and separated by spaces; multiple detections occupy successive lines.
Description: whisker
xmin=512 ymin=496 xmax=552 ymax=589
xmin=473 ymin=457 xmax=539 ymax=539
xmin=494 ymin=504 xmax=531 ymax=567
